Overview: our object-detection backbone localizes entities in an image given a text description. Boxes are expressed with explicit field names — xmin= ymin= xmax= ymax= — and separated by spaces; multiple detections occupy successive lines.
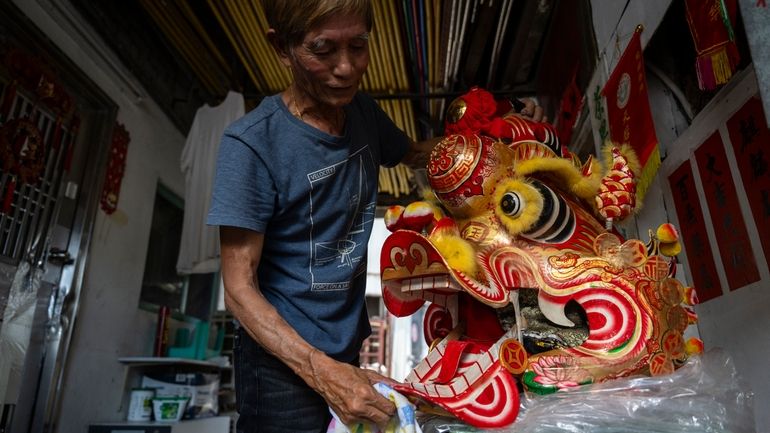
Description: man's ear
xmin=266 ymin=29 xmax=292 ymax=67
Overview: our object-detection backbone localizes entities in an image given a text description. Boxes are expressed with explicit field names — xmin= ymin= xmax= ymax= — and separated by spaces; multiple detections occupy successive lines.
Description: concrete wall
xmin=658 ymin=68 xmax=770 ymax=432
xmin=591 ymin=1 xmax=769 ymax=431
xmin=10 ymin=1 xmax=187 ymax=432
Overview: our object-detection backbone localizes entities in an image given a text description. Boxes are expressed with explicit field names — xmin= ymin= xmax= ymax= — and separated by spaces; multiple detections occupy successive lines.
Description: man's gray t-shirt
xmin=207 ymin=92 xmax=409 ymax=362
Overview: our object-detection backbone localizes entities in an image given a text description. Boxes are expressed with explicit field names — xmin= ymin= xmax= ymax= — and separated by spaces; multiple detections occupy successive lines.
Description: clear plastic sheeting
xmin=0 ymin=260 xmax=44 ymax=406
xmin=419 ymin=349 xmax=755 ymax=433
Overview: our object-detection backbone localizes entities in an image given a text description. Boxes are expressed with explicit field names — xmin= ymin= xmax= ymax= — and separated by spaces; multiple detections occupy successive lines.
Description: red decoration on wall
xmin=3 ymin=48 xmax=74 ymax=117
xmin=0 ymin=117 xmax=45 ymax=214
xmin=694 ymin=131 xmax=760 ymax=290
xmin=0 ymin=117 xmax=45 ymax=183
xmin=668 ymin=161 xmax=722 ymax=302
xmin=684 ymin=0 xmax=740 ymax=90
xmin=726 ymin=96 xmax=770 ymax=269
xmin=556 ymin=67 xmax=584 ymax=145
xmin=1 ymin=43 xmax=80 ymax=215
xmin=100 ymin=122 xmax=129 ymax=215
xmin=602 ymin=27 xmax=659 ymax=202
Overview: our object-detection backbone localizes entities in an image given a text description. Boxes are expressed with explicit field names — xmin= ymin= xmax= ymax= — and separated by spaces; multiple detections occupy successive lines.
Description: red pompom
xmin=445 ymin=87 xmax=499 ymax=135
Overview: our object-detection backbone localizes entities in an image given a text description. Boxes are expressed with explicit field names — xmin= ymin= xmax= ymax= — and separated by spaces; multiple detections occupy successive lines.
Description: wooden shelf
xmin=118 ymin=356 xmax=231 ymax=369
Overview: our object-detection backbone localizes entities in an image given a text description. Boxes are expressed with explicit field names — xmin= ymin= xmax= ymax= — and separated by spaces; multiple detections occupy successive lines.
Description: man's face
xmin=287 ymin=13 xmax=370 ymax=108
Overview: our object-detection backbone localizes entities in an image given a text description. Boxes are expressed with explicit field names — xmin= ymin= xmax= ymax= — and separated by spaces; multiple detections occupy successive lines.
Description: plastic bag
xmin=0 ymin=260 xmax=44 ymax=405
xmin=419 ymin=349 xmax=755 ymax=433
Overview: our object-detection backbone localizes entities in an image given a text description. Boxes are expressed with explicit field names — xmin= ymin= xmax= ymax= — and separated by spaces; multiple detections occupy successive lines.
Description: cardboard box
xmin=141 ymin=372 xmax=219 ymax=419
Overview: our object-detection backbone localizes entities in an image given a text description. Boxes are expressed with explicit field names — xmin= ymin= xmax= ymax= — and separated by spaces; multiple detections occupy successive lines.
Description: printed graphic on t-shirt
xmin=308 ymin=146 xmax=376 ymax=291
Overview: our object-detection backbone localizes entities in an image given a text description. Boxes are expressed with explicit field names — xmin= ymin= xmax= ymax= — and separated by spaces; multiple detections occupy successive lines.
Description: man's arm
xmin=219 ymin=226 xmax=396 ymax=426
xmin=401 ymin=136 xmax=442 ymax=170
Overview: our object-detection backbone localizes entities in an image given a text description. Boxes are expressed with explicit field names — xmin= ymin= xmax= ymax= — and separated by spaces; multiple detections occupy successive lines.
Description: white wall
xmin=591 ymin=1 xmax=768 ymax=431
xmin=10 ymin=1 xmax=187 ymax=432
xmin=366 ymin=218 xmax=389 ymax=298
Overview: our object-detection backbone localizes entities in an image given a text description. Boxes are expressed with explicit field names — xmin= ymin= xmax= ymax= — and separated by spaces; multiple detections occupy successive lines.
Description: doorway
xmin=0 ymin=3 xmax=116 ymax=432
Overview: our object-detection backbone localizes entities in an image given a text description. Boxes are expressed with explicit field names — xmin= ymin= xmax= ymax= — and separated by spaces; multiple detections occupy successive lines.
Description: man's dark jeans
xmin=234 ymin=327 xmax=331 ymax=433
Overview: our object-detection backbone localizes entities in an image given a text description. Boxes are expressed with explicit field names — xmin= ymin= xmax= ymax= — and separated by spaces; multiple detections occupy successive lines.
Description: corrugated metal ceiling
xmin=71 ymin=0 xmax=588 ymax=201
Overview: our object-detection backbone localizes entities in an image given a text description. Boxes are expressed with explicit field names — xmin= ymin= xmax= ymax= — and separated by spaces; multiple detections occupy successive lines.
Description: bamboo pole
xmin=142 ymin=1 xmax=221 ymax=94
xmin=249 ymin=0 xmax=292 ymax=89
xmin=389 ymin=166 xmax=400 ymax=197
xmin=386 ymin=0 xmax=410 ymax=90
xmin=374 ymin=0 xmax=391 ymax=91
xmin=207 ymin=0 xmax=269 ymax=91
xmin=431 ymin=0 xmax=442 ymax=119
xmin=368 ymin=1 xmax=384 ymax=91
xmin=176 ymin=0 xmax=231 ymax=74
xmin=367 ymin=1 xmax=387 ymax=92
xmin=381 ymin=0 xmax=404 ymax=90
xmin=233 ymin=1 xmax=273 ymax=86
xmin=375 ymin=0 xmax=397 ymax=90
xmin=228 ymin=1 xmax=280 ymax=92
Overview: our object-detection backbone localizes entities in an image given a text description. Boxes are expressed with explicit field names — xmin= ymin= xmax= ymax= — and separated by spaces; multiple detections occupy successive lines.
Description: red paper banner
xmin=726 ymin=96 xmax=770 ymax=268
xmin=684 ymin=0 xmax=740 ymax=90
xmin=556 ymin=67 xmax=584 ymax=145
xmin=602 ymin=28 xmax=659 ymax=202
xmin=685 ymin=0 xmax=737 ymax=55
xmin=669 ymin=161 xmax=723 ymax=302
xmin=100 ymin=122 xmax=129 ymax=215
xmin=695 ymin=131 xmax=760 ymax=290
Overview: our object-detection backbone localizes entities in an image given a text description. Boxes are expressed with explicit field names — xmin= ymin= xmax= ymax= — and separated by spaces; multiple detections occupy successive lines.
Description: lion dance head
xmin=380 ymin=87 xmax=702 ymax=428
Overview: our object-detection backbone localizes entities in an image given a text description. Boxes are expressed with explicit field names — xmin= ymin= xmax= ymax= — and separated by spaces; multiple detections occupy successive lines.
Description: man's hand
xmin=308 ymin=349 xmax=398 ymax=427
xmin=221 ymin=226 xmax=398 ymax=428
xmin=513 ymin=97 xmax=546 ymax=123
xmin=403 ymin=136 xmax=443 ymax=169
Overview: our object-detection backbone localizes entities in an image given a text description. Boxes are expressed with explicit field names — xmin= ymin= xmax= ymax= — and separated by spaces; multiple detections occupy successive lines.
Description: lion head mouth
xmin=499 ymin=289 xmax=589 ymax=354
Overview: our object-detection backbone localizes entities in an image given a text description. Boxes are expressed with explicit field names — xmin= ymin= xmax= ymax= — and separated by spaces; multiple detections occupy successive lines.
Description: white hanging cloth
xmin=177 ymin=91 xmax=245 ymax=274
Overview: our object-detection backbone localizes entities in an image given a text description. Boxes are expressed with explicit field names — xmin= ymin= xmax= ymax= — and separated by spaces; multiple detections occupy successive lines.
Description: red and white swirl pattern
xmin=397 ymin=332 xmax=520 ymax=428
xmin=572 ymin=287 xmax=648 ymax=354
xmin=423 ymin=303 xmax=454 ymax=345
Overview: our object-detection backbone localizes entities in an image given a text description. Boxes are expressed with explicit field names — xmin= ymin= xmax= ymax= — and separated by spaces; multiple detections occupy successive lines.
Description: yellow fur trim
xmin=430 ymin=233 xmax=478 ymax=275
xmin=492 ymin=179 xmax=544 ymax=235
xmin=636 ymin=147 xmax=660 ymax=204
xmin=514 ymin=158 xmax=602 ymax=201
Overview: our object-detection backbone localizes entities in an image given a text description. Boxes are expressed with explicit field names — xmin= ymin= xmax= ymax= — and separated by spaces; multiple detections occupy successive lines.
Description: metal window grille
xmin=0 ymin=88 xmax=74 ymax=263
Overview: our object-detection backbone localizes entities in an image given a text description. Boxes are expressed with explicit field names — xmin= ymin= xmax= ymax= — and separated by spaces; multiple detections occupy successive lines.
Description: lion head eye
xmin=500 ymin=192 xmax=523 ymax=217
